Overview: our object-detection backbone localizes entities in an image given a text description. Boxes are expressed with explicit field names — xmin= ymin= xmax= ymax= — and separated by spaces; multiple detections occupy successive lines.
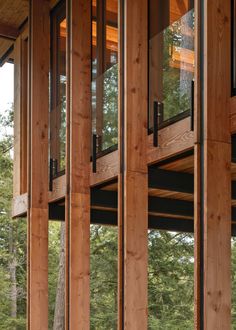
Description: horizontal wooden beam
xmin=12 ymin=166 xmax=236 ymax=218
xmin=147 ymin=116 xmax=194 ymax=165
xmin=0 ymin=23 xmax=19 ymax=40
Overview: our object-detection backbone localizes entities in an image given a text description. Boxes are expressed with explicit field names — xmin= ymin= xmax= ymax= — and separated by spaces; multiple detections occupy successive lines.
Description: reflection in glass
xmin=92 ymin=0 xmax=118 ymax=154
xmin=149 ymin=0 xmax=194 ymax=129
xmin=50 ymin=4 xmax=66 ymax=176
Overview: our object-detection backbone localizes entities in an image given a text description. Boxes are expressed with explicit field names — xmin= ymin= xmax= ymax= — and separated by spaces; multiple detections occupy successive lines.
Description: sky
xmin=0 ymin=63 xmax=14 ymax=137
xmin=0 ymin=63 xmax=14 ymax=114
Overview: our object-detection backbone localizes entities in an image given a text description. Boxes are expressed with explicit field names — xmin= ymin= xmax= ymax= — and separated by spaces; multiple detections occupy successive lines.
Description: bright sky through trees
xmin=0 ymin=63 xmax=14 ymax=138
xmin=0 ymin=63 xmax=13 ymax=114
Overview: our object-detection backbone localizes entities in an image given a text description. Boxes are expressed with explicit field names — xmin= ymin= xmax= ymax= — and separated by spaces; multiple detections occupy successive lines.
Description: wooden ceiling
xmin=0 ymin=0 xmax=28 ymax=64
xmin=0 ymin=0 xmax=61 ymax=64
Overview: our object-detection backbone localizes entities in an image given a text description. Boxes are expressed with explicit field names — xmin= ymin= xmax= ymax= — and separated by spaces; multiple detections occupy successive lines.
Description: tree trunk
xmin=53 ymin=222 xmax=65 ymax=330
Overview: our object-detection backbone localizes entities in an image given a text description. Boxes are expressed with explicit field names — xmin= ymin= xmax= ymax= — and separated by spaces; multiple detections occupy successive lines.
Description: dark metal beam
xmin=91 ymin=189 xmax=117 ymax=208
xmin=91 ymin=189 xmax=195 ymax=218
xmin=149 ymin=168 xmax=236 ymax=202
xmin=148 ymin=167 xmax=194 ymax=194
xmin=232 ymin=135 xmax=236 ymax=163
xmin=149 ymin=196 xmax=193 ymax=217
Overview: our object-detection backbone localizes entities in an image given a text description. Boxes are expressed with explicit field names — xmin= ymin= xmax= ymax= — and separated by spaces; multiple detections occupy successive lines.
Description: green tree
xmin=0 ymin=109 xmax=27 ymax=329
xmin=90 ymin=225 xmax=118 ymax=329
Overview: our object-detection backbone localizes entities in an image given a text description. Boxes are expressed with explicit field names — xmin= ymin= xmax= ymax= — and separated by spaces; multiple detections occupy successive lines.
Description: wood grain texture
xmin=66 ymin=0 xmax=91 ymax=328
xmin=123 ymin=0 xmax=148 ymax=328
xmin=147 ymin=117 xmax=194 ymax=165
xmin=202 ymin=0 xmax=231 ymax=328
xmin=204 ymin=0 xmax=231 ymax=143
xmin=29 ymin=207 xmax=48 ymax=329
xmin=204 ymin=141 xmax=231 ymax=329
xmin=90 ymin=150 xmax=119 ymax=186
xmin=28 ymin=0 xmax=50 ymax=329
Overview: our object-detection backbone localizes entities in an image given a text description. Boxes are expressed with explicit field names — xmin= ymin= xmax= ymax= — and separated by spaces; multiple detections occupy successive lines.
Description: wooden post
xmin=13 ymin=37 xmax=22 ymax=198
xmin=13 ymin=35 xmax=28 ymax=197
xmin=118 ymin=0 xmax=124 ymax=327
xmin=194 ymin=0 xmax=201 ymax=328
xmin=121 ymin=0 xmax=148 ymax=328
xmin=65 ymin=0 xmax=91 ymax=329
xmin=195 ymin=0 xmax=231 ymax=328
xmin=28 ymin=0 xmax=50 ymax=329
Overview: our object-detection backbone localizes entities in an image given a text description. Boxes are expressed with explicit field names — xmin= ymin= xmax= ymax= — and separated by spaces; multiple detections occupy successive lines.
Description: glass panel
xmin=148 ymin=230 xmax=194 ymax=329
xmin=50 ymin=4 xmax=67 ymax=176
xmin=92 ymin=0 xmax=118 ymax=154
xmin=149 ymin=0 xmax=194 ymax=129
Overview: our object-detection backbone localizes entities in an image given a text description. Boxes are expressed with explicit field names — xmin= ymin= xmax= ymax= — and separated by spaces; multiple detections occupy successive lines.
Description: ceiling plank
xmin=0 ymin=23 xmax=19 ymax=40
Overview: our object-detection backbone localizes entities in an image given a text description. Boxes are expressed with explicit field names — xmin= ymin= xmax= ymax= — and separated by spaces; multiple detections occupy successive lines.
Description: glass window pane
xmin=92 ymin=0 xmax=118 ymax=155
xmin=50 ymin=4 xmax=67 ymax=176
xmin=149 ymin=0 xmax=195 ymax=129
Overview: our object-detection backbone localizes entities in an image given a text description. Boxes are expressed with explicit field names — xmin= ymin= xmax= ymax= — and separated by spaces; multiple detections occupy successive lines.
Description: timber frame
xmin=0 ymin=0 xmax=235 ymax=328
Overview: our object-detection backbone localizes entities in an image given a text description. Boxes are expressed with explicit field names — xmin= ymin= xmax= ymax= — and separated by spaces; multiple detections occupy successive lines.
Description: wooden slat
xmin=66 ymin=1 xmax=91 ymax=329
xmin=123 ymin=0 xmax=148 ymax=328
xmin=28 ymin=1 xmax=50 ymax=329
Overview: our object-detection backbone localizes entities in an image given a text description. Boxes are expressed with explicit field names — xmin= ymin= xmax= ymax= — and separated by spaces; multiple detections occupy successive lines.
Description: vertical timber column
xmin=118 ymin=0 xmax=124 ymax=328
xmin=29 ymin=0 xmax=50 ymax=329
xmin=199 ymin=0 xmax=231 ymax=328
xmin=123 ymin=0 xmax=148 ymax=329
xmin=13 ymin=37 xmax=22 ymax=198
xmin=66 ymin=0 xmax=91 ymax=329
xmin=194 ymin=0 xmax=201 ymax=328
xmin=13 ymin=35 xmax=28 ymax=197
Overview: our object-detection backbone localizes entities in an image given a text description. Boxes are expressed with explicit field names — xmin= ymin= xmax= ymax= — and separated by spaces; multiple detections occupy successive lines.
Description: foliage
xmin=148 ymin=231 xmax=194 ymax=329
xmin=90 ymin=225 xmax=118 ymax=329
xmin=0 ymin=109 xmax=27 ymax=329
xmin=48 ymin=221 xmax=62 ymax=329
